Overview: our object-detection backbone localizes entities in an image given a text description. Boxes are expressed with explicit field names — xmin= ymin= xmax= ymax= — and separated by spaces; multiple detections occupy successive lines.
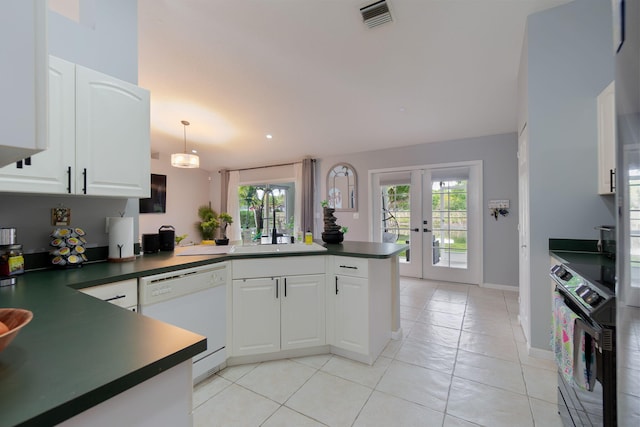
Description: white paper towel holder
xmin=107 ymin=216 xmax=136 ymax=263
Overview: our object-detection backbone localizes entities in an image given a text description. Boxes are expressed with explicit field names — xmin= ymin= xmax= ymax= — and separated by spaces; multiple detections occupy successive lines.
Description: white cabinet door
xmin=75 ymin=65 xmax=150 ymax=197
xmin=232 ymin=277 xmax=280 ymax=356
xmin=0 ymin=56 xmax=75 ymax=193
xmin=597 ymin=81 xmax=616 ymax=195
xmin=333 ymin=275 xmax=369 ymax=355
xmin=281 ymin=274 xmax=325 ymax=350
xmin=0 ymin=0 xmax=47 ymax=167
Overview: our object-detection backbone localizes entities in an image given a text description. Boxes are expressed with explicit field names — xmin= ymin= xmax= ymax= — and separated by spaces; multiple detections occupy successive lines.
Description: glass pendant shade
xmin=172 ymin=120 xmax=200 ymax=168
xmin=171 ymin=152 xmax=200 ymax=168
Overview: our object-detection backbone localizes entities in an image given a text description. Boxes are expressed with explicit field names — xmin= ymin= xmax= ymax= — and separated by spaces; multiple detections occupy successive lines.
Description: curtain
xmin=220 ymin=169 xmax=230 ymax=214
xmin=294 ymin=163 xmax=303 ymax=236
xmin=301 ymin=158 xmax=315 ymax=234
xmin=226 ymin=170 xmax=241 ymax=241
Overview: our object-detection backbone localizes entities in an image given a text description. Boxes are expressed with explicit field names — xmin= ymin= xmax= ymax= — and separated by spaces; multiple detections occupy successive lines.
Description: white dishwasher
xmin=139 ymin=262 xmax=227 ymax=384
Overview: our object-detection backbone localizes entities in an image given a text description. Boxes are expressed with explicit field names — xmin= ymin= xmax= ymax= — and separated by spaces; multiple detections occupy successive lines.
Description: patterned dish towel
xmin=551 ymin=291 xmax=596 ymax=391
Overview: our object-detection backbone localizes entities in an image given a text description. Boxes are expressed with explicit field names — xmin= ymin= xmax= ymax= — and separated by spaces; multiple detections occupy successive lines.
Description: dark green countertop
xmin=0 ymin=240 xmax=404 ymax=426
xmin=549 ymin=237 xmax=615 ymax=268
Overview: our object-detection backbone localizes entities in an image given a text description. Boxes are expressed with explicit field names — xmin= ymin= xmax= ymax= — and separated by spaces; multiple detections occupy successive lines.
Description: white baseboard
xmin=391 ymin=328 xmax=403 ymax=340
xmin=481 ymin=282 xmax=519 ymax=292
xmin=527 ymin=344 xmax=554 ymax=360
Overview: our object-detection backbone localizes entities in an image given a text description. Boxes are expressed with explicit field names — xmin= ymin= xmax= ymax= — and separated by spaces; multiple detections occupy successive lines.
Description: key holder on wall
xmin=488 ymin=200 xmax=509 ymax=221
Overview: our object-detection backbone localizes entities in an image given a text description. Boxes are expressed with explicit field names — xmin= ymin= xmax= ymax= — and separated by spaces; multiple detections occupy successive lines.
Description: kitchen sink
xmin=230 ymin=242 xmax=327 ymax=254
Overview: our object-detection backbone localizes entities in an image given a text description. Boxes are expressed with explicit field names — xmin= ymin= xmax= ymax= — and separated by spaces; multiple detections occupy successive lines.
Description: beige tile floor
xmin=193 ymin=277 xmax=561 ymax=427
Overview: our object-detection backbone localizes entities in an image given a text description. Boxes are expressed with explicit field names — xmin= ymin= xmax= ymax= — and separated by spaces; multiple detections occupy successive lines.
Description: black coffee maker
xmin=158 ymin=225 xmax=175 ymax=251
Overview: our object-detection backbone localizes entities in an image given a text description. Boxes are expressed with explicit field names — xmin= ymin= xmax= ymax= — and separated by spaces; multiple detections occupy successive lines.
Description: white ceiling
xmin=138 ymin=0 xmax=570 ymax=171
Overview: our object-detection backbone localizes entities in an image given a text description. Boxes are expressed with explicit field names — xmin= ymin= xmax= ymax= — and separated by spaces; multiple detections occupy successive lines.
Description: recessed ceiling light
xmin=266 ymin=134 xmax=273 ymax=139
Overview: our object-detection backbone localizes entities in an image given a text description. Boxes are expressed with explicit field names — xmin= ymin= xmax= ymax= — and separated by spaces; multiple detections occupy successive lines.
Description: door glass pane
xmin=381 ymin=184 xmax=410 ymax=261
xmin=629 ymin=167 xmax=640 ymax=288
xmin=431 ymin=179 xmax=468 ymax=269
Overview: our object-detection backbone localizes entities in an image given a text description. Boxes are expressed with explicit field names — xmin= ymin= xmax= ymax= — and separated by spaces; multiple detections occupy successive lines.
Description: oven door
xmin=553 ymin=289 xmax=604 ymax=427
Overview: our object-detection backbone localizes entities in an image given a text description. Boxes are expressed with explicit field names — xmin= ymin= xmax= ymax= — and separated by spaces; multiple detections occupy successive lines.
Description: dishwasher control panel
xmin=139 ymin=262 xmax=227 ymax=305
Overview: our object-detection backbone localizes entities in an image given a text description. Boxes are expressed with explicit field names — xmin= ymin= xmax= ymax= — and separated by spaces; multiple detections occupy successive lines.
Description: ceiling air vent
xmin=360 ymin=0 xmax=392 ymax=29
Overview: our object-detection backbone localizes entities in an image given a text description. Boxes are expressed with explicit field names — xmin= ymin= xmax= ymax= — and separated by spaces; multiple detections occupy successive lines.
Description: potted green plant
xmin=215 ymin=212 xmax=233 ymax=245
xmin=197 ymin=205 xmax=219 ymax=244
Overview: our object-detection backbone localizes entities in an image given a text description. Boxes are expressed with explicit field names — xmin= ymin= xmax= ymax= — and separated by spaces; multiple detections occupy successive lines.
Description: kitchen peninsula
xmin=0 ymin=241 xmax=404 ymax=427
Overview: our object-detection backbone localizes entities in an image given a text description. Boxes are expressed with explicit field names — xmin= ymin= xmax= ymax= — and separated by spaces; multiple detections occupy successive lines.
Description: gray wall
xmin=319 ymin=132 xmax=519 ymax=288
xmin=48 ymin=0 xmax=139 ymax=84
xmin=526 ymin=0 xmax=615 ymax=349
xmin=0 ymin=1 xmax=140 ymax=254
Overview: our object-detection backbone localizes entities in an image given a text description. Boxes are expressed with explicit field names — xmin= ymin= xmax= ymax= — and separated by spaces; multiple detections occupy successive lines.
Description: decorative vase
xmin=321 ymin=207 xmax=344 ymax=244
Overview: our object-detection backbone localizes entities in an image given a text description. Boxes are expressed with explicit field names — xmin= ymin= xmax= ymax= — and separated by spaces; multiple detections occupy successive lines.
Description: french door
xmin=372 ymin=162 xmax=482 ymax=284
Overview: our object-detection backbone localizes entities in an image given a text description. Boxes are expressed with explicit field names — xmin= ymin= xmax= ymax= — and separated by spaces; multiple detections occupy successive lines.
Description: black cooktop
xmin=566 ymin=262 xmax=615 ymax=295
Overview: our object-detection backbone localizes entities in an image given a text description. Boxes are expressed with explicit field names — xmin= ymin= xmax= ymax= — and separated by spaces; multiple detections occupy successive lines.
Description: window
xmin=238 ymin=183 xmax=295 ymax=240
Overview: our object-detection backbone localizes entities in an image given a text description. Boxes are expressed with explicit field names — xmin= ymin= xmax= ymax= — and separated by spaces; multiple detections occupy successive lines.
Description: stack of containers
xmin=0 ymin=228 xmax=23 ymax=286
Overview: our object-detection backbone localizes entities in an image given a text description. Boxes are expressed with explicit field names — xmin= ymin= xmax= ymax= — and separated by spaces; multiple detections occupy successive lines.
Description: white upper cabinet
xmin=597 ymin=81 xmax=616 ymax=195
xmin=0 ymin=0 xmax=48 ymax=167
xmin=0 ymin=56 xmax=150 ymax=198
xmin=0 ymin=56 xmax=74 ymax=193
xmin=76 ymin=65 xmax=150 ymax=197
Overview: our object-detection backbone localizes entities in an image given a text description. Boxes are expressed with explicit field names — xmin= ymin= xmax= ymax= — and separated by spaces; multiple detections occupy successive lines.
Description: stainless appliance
xmin=596 ymin=226 xmax=616 ymax=259
xmin=139 ymin=263 xmax=227 ymax=384
xmin=550 ymin=262 xmax=616 ymax=426
xmin=616 ymin=2 xmax=640 ymax=426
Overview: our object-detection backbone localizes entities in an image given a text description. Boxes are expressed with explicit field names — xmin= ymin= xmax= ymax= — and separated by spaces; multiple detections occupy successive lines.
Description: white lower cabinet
xmin=232 ymin=274 xmax=325 ymax=356
xmin=281 ymin=274 xmax=326 ymax=350
xmin=328 ymin=256 xmax=392 ymax=364
xmin=231 ymin=256 xmax=326 ymax=357
xmin=232 ymin=277 xmax=281 ymax=355
xmin=333 ymin=274 xmax=368 ymax=354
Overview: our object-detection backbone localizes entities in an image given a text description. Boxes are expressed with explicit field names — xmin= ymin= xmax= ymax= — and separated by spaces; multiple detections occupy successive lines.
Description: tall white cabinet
xmin=0 ymin=56 xmax=150 ymax=198
xmin=0 ymin=0 xmax=48 ymax=168
xmin=597 ymin=81 xmax=616 ymax=195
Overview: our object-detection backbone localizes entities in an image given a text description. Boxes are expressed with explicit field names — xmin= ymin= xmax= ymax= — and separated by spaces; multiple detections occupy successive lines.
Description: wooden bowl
xmin=0 ymin=308 xmax=33 ymax=352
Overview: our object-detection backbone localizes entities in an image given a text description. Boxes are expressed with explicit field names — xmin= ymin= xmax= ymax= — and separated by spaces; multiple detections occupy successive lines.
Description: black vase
xmin=215 ymin=238 xmax=229 ymax=246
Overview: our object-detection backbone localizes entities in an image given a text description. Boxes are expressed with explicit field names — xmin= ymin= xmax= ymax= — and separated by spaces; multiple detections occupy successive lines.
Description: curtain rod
xmin=218 ymin=158 xmax=315 ymax=173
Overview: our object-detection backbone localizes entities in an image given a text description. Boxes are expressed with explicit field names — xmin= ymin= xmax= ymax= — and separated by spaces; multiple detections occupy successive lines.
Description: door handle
xmin=335 ymin=276 xmax=338 ymax=295
xmin=411 ymin=228 xmax=420 ymax=232
xmin=284 ymin=278 xmax=287 ymax=298
xmin=275 ymin=278 xmax=279 ymax=299
xmin=423 ymin=228 xmax=431 ymax=232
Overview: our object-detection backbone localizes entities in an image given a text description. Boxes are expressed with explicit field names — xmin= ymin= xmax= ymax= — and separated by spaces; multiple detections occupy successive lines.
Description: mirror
xmin=327 ymin=163 xmax=357 ymax=211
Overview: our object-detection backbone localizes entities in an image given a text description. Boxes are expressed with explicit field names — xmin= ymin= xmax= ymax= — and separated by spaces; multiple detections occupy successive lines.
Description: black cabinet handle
xmin=67 ymin=166 xmax=72 ymax=193
xmin=339 ymin=265 xmax=358 ymax=270
xmin=284 ymin=278 xmax=287 ymax=297
xmin=82 ymin=168 xmax=87 ymax=194
xmin=16 ymin=160 xmax=23 ymax=169
xmin=610 ymin=169 xmax=616 ymax=193
xmin=275 ymin=278 xmax=279 ymax=299
xmin=104 ymin=294 xmax=126 ymax=302
xmin=335 ymin=276 xmax=339 ymax=295
xmin=24 ymin=157 xmax=31 ymax=166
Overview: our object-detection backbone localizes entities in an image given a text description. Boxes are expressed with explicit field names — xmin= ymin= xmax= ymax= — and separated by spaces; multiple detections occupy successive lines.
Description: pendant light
xmin=171 ymin=120 xmax=200 ymax=168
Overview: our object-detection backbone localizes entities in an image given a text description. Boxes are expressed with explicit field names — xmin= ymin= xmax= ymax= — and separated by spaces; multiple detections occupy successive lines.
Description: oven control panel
xmin=551 ymin=264 xmax=605 ymax=309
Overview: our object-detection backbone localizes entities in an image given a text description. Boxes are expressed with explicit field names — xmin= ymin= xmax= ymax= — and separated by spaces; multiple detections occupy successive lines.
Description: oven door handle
xmin=575 ymin=316 xmax=601 ymax=344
